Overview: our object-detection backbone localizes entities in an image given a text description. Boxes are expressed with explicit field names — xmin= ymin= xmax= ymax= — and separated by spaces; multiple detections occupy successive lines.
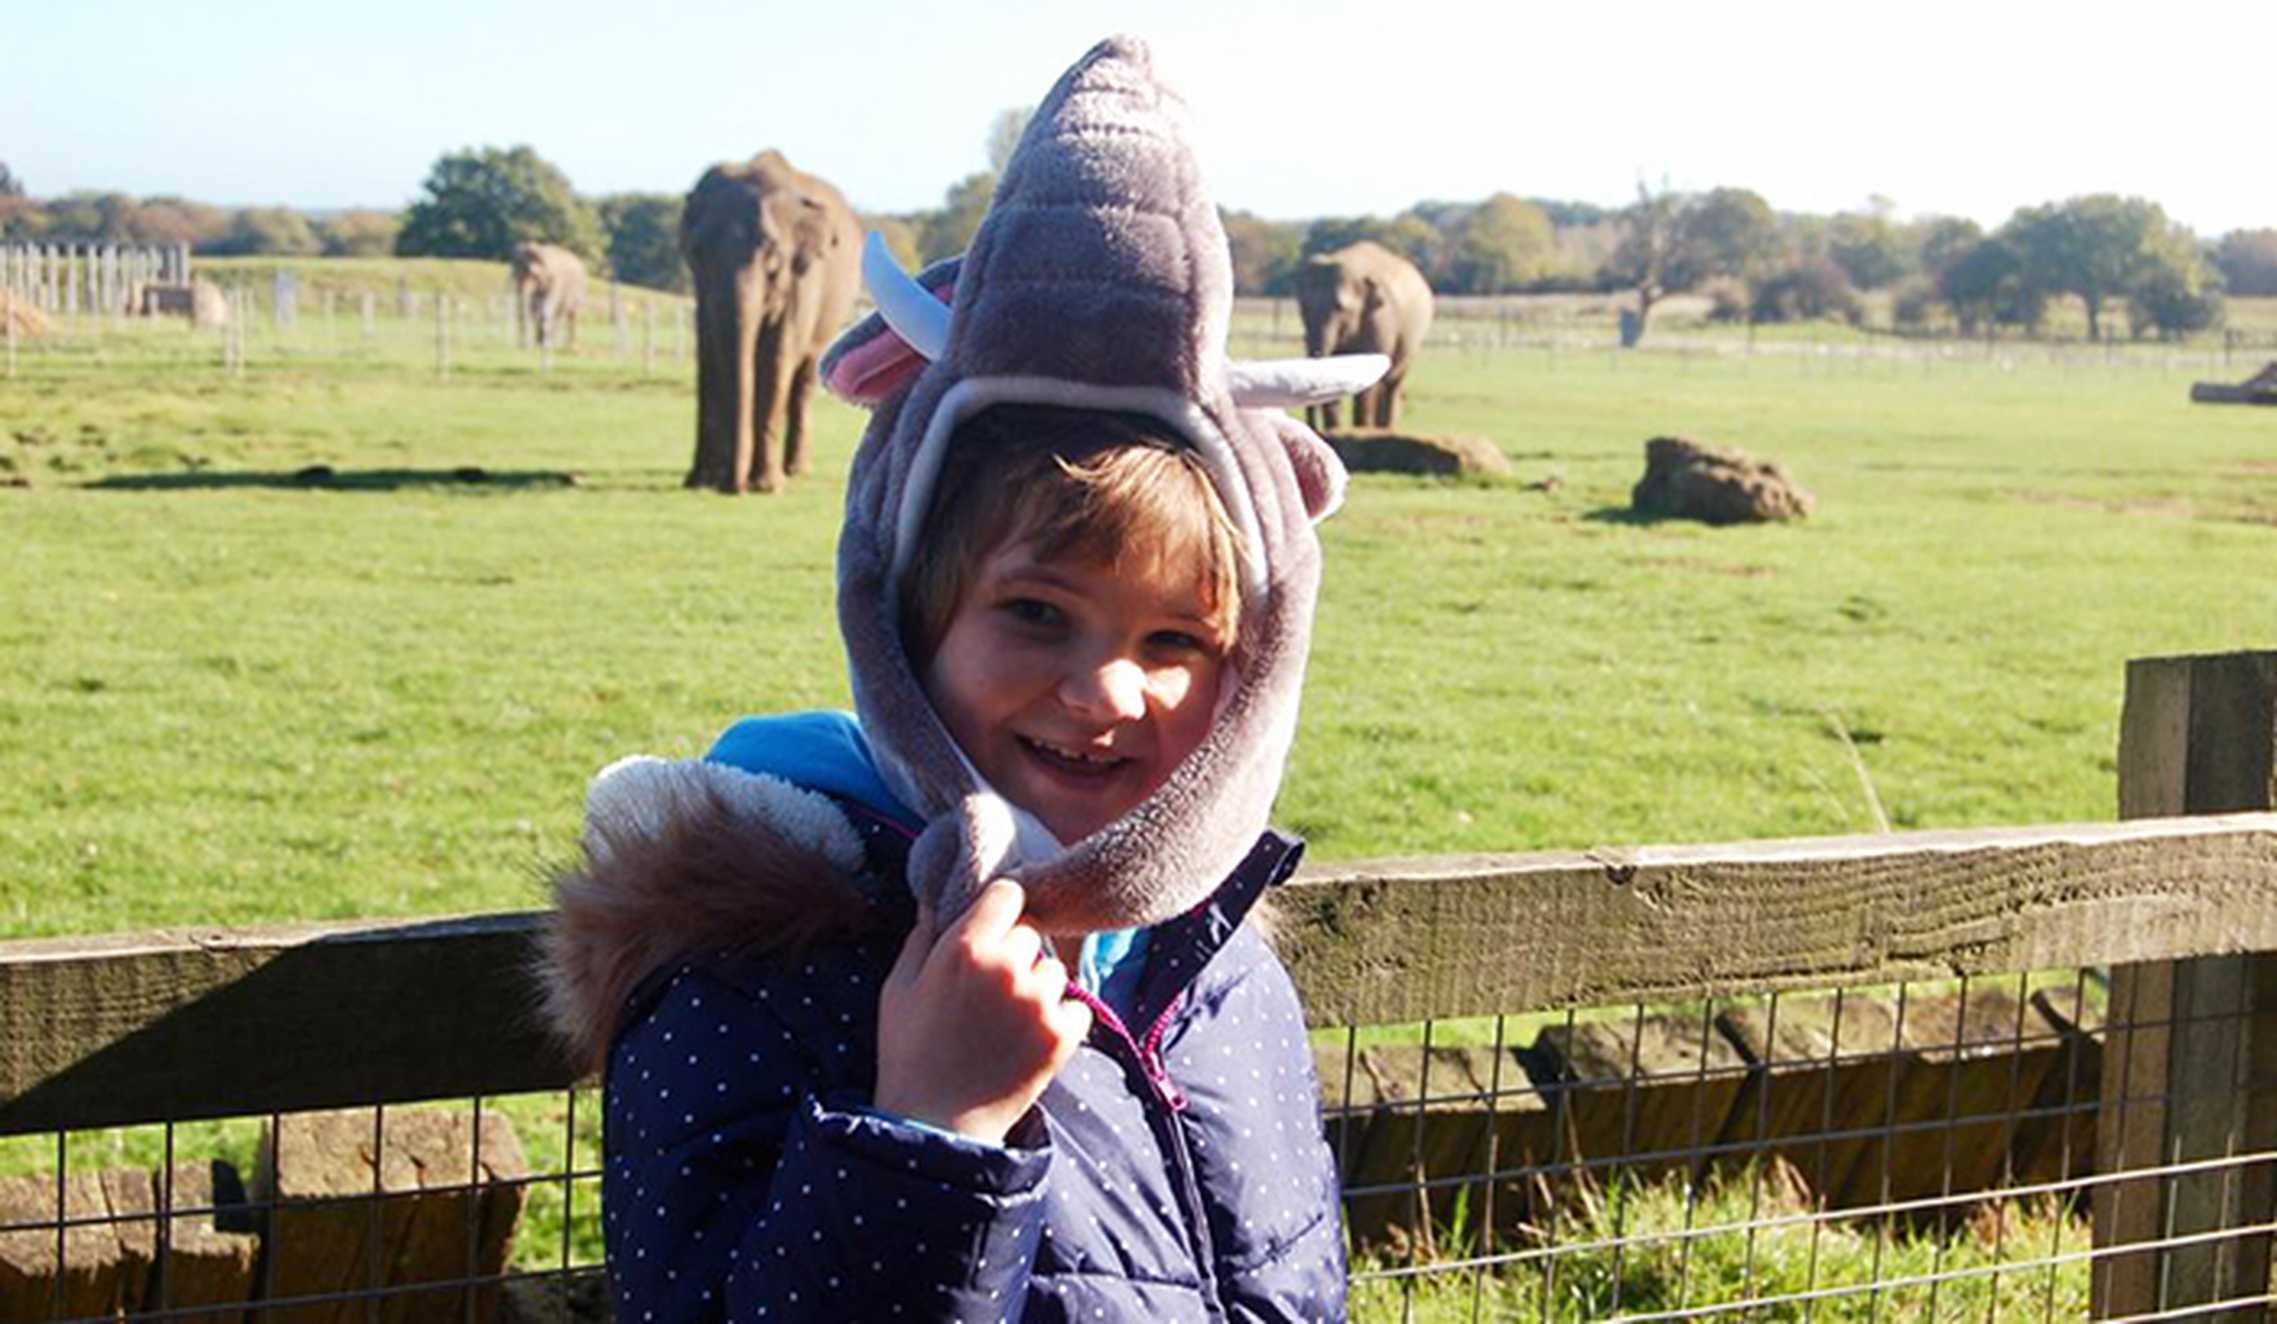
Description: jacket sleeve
xmin=604 ymin=963 xmax=1052 ymax=1322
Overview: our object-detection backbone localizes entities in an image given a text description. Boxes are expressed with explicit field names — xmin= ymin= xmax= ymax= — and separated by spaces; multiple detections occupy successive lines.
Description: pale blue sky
xmin=9 ymin=0 xmax=2272 ymax=234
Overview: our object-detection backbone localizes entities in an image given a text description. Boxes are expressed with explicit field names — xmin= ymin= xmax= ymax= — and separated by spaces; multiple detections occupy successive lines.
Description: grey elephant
xmin=1295 ymin=240 xmax=1434 ymax=430
xmin=511 ymin=242 xmax=588 ymax=350
xmin=680 ymin=150 xmax=861 ymax=494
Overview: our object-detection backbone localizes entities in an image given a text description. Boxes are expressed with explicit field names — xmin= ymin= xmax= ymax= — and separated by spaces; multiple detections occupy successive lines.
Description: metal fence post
xmin=2098 ymin=650 xmax=2277 ymax=1318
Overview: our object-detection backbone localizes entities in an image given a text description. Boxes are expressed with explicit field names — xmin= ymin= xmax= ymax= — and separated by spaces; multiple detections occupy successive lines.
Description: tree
xmin=1914 ymin=216 xmax=1983 ymax=281
xmin=1603 ymin=180 xmax=1685 ymax=336
xmin=1827 ymin=211 xmax=1910 ymax=290
xmin=596 ymin=192 xmax=686 ymax=292
xmin=1603 ymin=182 xmax=1779 ymax=337
xmin=1441 ymin=193 xmax=1553 ymax=293
xmin=2005 ymin=195 xmax=2178 ymax=341
xmin=0 ymin=163 xmax=21 ymax=198
xmin=1301 ymin=214 xmax=1406 ymax=259
xmin=38 ymin=192 xmax=144 ymax=242
xmin=1676 ymin=187 xmax=1781 ymax=287
xmin=1529 ymin=197 xmax=1610 ymax=228
xmin=395 ymin=145 xmax=604 ymax=264
xmin=1220 ymin=209 xmax=1304 ymax=295
xmin=919 ymin=171 xmax=995 ymax=263
xmin=316 ymin=210 xmax=401 ymax=257
xmin=201 ymin=207 xmax=321 ymax=256
xmin=2213 ymin=229 xmax=2277 ymax=297
xmin=2126 ymin=249 xmax=2223 ymax=339
xmin=1938 ymin=237 xmax=2042 ymax=334
xmin=1750 ymin=256 xmax=1859 ymax=324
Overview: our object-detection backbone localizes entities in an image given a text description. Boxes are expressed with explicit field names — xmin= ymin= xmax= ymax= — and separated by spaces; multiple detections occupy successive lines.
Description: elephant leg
xmin=1320 ymin=398 xmax=1341 ymax=432
xmin=689 ymin=290 xmax=731 ymax=488
xmin=744 ymin=322 xmax=794 ymax=493
xmin=1304 ymin=403 xmax=1321 ymax=431
xmin=783 ymin=354 xmax=819 ymax=476
xmin=1372 ymin=372 xmax=1399 ymax=427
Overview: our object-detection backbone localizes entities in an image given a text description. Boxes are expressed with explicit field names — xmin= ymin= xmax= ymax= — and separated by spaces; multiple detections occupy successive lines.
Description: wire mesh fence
xmin=0 ymin=1091 xmax=606 ymax=1322
xmin=1 ymin=960 xmax=2270 ymax=1321
xmin=3 ymin=652 xmax=2275 ymax=1320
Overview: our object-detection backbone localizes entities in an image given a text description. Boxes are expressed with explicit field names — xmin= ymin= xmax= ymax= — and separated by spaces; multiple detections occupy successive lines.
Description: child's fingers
xmin=999 ymin=922 xmax=1043 ymax=975
xmin=943 ymin=877 xmax=1027 ymax=958
xmin=1047 ymin=982 xmax=1094 ymax=1054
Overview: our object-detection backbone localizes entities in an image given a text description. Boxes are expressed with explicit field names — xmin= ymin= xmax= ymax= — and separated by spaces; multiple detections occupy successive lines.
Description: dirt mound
xmin=1631 ymin=436 xmax=1813 ymax=524
xmin=1323 ymin=428 xmax=1512 ymax=478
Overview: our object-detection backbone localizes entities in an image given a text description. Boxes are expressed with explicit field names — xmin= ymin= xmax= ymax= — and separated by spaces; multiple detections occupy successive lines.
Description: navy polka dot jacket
xmin=591 ymin=796 xmax=1347 ymax=1322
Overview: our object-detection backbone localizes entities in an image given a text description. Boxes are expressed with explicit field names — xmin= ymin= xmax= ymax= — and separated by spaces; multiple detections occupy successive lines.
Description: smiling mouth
xmin=1018 ymin=735 xmax=1132 ymax=778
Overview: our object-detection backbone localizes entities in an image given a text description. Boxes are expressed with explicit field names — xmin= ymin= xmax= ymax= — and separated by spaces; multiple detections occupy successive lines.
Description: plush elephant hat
xmin=822 ymin=34 xmax=1386 ymax=933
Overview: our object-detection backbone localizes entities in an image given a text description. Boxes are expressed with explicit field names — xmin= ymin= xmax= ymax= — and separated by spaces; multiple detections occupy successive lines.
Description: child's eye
xmin=1148 ymin=629 xmax=1213 ymax=655
xmin=1002 ymin=598 xmax=1064 ymax=628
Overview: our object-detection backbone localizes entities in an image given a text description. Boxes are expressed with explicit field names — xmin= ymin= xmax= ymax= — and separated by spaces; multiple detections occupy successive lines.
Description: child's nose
xmin=1062 ymin=657 xmax=1148 ymax=723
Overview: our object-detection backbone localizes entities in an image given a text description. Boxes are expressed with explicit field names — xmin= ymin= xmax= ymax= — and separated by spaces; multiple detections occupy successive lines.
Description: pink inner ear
xmin=1276 ymin=418 xmax=1348 ymax=524
xmin=824 ymin=333 xmax=926 ymax=404
xmin=823 ymin=277 xmax=956 ymax=405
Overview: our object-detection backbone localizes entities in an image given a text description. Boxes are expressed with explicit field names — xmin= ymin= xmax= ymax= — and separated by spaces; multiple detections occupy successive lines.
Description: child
xmin=543 ymin=35 xmax=1391 ymax=1322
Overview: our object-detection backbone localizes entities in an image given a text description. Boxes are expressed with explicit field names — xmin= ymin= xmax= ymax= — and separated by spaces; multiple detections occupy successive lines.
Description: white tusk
xmin=862 ymin=231 xmax=950 ymax=361
xmin=1225 ymin=354 xmax=1390 ymax=408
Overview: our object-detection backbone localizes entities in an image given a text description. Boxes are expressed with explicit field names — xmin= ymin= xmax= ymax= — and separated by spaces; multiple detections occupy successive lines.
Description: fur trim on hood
xmin=540 ymin=758 xmax=889 ymax=1072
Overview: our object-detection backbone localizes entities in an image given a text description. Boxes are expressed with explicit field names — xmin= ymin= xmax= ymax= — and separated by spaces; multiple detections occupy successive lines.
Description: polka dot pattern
xmin=597 ymin=822 xmax=1342 ymax=1321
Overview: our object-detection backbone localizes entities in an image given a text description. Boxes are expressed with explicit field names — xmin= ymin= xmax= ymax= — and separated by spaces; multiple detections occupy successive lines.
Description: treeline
xmin=7 ymin=149 xmax=2275 ymax=341
xmin=1237 ymin=187 xmax=2276 ymax=341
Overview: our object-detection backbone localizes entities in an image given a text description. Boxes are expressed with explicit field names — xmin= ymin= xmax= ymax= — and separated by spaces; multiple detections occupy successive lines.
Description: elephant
xmin=680 ymin=150 xmax=861 ymax=494
xmin=511 ymin=242 xmax=587 ymax=351
xmin=1295 ymin=240 xmax=1434 ymax=430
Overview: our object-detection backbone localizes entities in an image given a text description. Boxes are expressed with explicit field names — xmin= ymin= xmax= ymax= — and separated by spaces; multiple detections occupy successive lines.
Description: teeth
xmin=1027 ymin=737 xmax=1118 ymax=766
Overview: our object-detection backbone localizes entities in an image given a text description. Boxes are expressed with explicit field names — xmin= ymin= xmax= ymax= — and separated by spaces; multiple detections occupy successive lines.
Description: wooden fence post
xmin=2099 ymin=651 xmax=2277 ymax=1319
xmin=435 ymin=292 xmax=450 ymax=380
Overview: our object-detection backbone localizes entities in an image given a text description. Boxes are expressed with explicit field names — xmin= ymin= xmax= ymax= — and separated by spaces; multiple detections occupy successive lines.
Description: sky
xmin=8 ymin=0 xmax=2274 ymax=236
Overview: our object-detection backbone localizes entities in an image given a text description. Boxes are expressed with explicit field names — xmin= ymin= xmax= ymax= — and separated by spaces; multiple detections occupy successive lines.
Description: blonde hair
xmin=901 ymin=404 xmax=1245 ymax=665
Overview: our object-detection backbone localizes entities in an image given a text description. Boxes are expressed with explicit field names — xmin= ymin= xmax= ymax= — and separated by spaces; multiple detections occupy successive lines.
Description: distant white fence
xmin=0 ymin=241 xmax=192 ymax=316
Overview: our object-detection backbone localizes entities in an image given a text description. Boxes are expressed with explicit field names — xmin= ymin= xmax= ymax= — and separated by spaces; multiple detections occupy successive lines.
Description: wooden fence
xmin=3 ymin=649 xmax=2275 ymax=1319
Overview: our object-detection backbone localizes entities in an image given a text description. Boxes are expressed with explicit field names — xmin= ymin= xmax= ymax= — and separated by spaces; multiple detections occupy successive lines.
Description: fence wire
xmin=2 ymin=964 xmax=2271 ymax=1320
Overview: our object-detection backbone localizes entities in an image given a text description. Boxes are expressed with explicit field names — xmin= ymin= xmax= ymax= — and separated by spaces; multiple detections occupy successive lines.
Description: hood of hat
xmin=943 ymin=35 xmax=1231 ymax=396
xmin=835 ymin=35 xmax=1329 ymax=933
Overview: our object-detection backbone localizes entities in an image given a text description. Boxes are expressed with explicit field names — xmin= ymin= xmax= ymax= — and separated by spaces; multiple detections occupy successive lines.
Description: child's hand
xmin=874 ymin=878 xmax=1093 ymax=1145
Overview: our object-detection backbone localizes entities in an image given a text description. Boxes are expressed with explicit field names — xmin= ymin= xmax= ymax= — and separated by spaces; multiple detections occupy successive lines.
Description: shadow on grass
xmin=1582 ymin=505 xmax=1665 ymax=525
xmin=84 ymin=466 xmax=582 ymax=493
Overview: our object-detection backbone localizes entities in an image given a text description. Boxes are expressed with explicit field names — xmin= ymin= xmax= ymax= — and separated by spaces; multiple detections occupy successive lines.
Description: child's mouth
xmin=1018 ymin=735 xmax=1130 ymax=780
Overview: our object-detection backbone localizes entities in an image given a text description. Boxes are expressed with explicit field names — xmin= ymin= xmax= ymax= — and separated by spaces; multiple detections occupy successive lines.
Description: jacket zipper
xmin=1064 ymin=982 xmax=1224 ymax=1317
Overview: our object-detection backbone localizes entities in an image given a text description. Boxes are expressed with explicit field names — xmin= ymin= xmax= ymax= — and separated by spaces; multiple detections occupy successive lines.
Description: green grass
xmin=1349 ymin=1169 xmax=2090 ymax=1321
xmin=5 ymin=306 xmax=2276 ymax=936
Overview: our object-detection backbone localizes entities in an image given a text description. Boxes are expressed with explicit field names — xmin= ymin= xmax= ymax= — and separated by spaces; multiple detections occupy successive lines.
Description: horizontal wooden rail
xmin=3 ymin=812 xmax=2275 ymax=1137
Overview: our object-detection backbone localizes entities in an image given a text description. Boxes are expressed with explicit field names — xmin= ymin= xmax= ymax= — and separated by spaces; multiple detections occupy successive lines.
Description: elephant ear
xmin=821 ymin=254 xmax=961 ymax=407
xmin=781 ymin=194 xmax=837 ymax=276
xmin=1268 ymin=412 xmax=1349 ymax=524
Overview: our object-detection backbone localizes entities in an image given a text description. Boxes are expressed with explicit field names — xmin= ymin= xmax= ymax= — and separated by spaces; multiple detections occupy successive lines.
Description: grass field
xmin=5 ymin=279 xmax=2276 ymax=937
xmin=4 ymin=259 xmax=2270 ymax=1306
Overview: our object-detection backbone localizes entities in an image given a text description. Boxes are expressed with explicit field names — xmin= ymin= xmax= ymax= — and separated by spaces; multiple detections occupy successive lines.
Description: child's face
xmin=922 ymin=534 xmax=1228 ymax=849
